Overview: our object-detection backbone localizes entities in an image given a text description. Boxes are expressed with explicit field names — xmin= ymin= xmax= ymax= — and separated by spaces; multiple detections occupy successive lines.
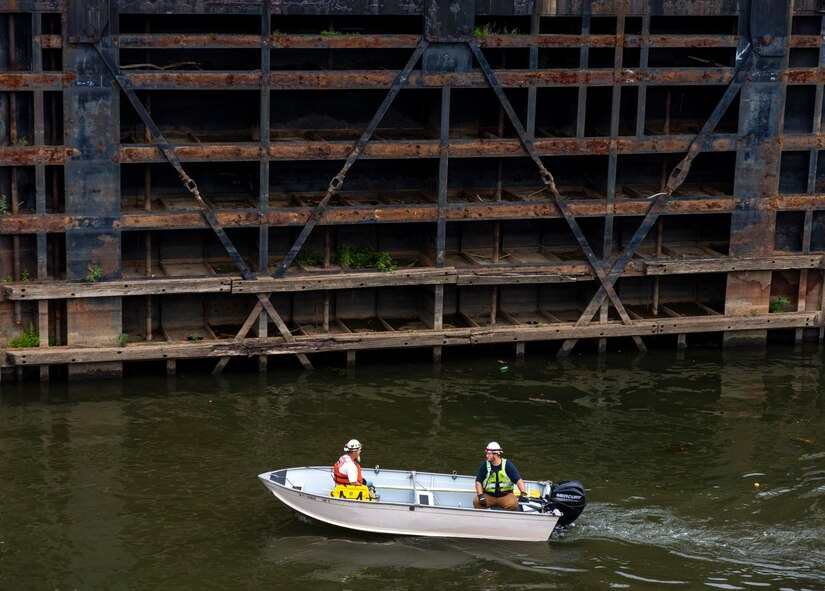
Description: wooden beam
xmin=233 ymin=268 xmax=457 ymax=294
xmin=645 ymin=255 xmax=823 ymax=276
xmin=695 ymin=302 xmax=722 ymax=316
xmin=212 ymin=300 xmax=264 ymax=375
xmin=5 ymin=312 xmax=816 ymax=366
xmin=3 ymin=278 xmax=231 ymax=300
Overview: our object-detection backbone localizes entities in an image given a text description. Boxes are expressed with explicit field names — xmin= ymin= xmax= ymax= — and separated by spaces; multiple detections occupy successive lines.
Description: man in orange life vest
xmin=333 ymin=439 xmax=372 ymax=488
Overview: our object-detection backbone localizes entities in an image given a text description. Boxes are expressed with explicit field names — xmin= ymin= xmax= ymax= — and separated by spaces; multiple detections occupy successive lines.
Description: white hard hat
xmin=485 ymin=441 xmax=503 ymax=454
xmin=344 ymin=439 xmax=362 ymax=452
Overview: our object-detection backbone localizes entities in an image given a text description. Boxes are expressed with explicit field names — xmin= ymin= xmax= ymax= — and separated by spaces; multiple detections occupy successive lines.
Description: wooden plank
xmin=232 ymin=268 xmax=457 ymax=293
xmin=698 ymin=245 xmax=725 ymax=257
xmin=458 ymin=311 xmax=480 ymax=328
xmin=212 ymin=301 xmax=264 ymax=374
xmin=626 ymin=308 xmax=645 ymax=321
xmin=378 ymin=317 xmax=396 ymax=332
xmin=3 ymin=277 xmax=231 ymax=300
xmin=4 ymin=312 xmax=817 ymax=367
xmin=656 ymin=312 xmax=817 ymax=335
xmin=695 ymin=302 xmax=722 ymax=316
xmin=456 ymin=268 xmax=592 ymax=286
xmin=645 ymin=255 xmax=823 ymax=276
xmin=660 ymin=305 xmax=683 ymax=318
xmin=539 ymin=310 xmax=563 ymax=323
xmin=498 ymin=310 xmax=521 ymax=325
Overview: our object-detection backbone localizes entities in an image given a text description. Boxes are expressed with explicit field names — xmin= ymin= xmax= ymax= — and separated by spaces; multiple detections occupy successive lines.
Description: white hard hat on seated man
xmin=485 ymin=441 xmax=503 ymax=455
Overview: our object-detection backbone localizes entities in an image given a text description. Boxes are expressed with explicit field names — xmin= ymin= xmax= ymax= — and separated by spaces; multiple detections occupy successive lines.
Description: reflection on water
xmin=1 ymin=346 xmax=824 ymax=590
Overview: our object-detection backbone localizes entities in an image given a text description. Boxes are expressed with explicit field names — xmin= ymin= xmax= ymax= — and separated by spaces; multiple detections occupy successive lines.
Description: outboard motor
xmin=546 ymin=480 xmax=586 ymax=526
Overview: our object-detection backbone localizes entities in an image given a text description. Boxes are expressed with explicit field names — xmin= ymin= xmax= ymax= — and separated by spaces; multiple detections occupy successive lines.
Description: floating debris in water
xmin=789 ymin=435 xmax=815 ymax=447
xmin=660 ymin=442 xmax=694 ymax=453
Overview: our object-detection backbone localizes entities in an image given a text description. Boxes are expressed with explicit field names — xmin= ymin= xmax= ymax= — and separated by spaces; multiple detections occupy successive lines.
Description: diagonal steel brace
xmin=467 ymin=40 xmax=562 ymax=200
xmin=274 ymin=38 xmax=430 ymax=278
xmin=556 ymin=45 xmax=755 ymax=355
xmin=91 ymin=44 xmax=312 ymax=369
xmin=93 ymin=45 xmax=253 ymax=281
xmin=468 ymin=39 xmax=643 ymax=348
xmin=572 ymin=46 xmax=754 ymax=328
xmin=469 ymin=38 xmax=753 ymax=353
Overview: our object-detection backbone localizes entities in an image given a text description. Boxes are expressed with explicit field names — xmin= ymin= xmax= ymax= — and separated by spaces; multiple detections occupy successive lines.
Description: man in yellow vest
xmin=473 ymin=441 xmax=528 ymax=510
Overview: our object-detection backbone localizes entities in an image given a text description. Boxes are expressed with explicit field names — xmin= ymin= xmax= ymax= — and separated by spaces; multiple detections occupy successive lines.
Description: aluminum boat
xmin=258 ymin=466 xmax=585 ymax=542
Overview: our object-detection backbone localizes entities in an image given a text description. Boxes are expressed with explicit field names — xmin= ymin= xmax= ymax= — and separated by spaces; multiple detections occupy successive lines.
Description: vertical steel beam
xmin=258 ymin=0 xmax=271 ymax=372
xmin=723 ymin=0 xmax=789 ymax=346
xmin=526 ymin=9 xmax=539 ymax=137
xmin=807 ymin=17 xmax=825 ymax=195
xmin=600 ymin=9 xmax=628 ymax=353
xmin=576 ymin=14 xmax=591 ymax=139
xmin=437 ymin=84 xmax=449 ymax=269
xmin=64 ymin=0 xmax=122 ymax=379
xmin=433 ymin=82 xmax=449 ymax=359
xmin=32 ymin=10 xmax=49 ymax=381
xmin=796 ymin=210 xmax=812 ymax=343
xmin=259 ymin=0 xmax=271 ymax=277
xmin=8 ymin=14 xmax=22 ymax=336
xmin=635 ymin=9 xmax=651 ymax=138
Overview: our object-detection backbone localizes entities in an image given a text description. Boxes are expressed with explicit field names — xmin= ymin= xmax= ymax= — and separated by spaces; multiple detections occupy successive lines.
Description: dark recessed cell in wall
xmin=648 ymin=48 xmax=734 ymax=68
xmin=645 ymin=86 xmax=739 ymax=135
xmin=538 ymin=17 xmax=582 ymax=35
xmin=587 ymin=48 xmax=615 ymax=69
xmin=616 ymin=153 xmax=735 ymax=196
xmin=791 ymin=16 xmax=822 ymax=35
xmin=120 ymin=91 xmax=260 ymax=143
xmin=535 ymin=87 xmax=578 ymax=137
xmin=269 ymin=15 xmax=423 ymax=35
xmin=537 ymin=48 xmax=580 ymax=69
xmin=775 ymin=211 xmax=805 ymax=253
xmin=784 ymin=86 xmax=816 ymax=134
xmin=789 ymin=49 xmax=819 ymax=68
xmin=624 ymin=17 xmax=643 ymax=36
xmin=618 ymin=87 xmax=639 ymax=136
xmin=118 ymin=13 xmax=259 ymax=34
xmin=120 ymin=49 xmax=261 ymax=71
xmin=650 ymin=15 xmax=738 ymax=35
xmin=811 ymin=212 xmax=825 ymax=252
xmin=585 ymin=87 xmax=612 ymax=136
xmin=779 ymin=151 xmax=810 ymax=195
xmin=817 ymin=151 xmax=825 ymax=193
xmin=623 ymin=48 xmax=640 ymax=69
xmin=590 ymin=17 xmax=617 ymax=35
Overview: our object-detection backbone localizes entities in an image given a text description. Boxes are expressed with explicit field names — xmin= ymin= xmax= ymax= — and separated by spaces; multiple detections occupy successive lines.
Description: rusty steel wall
xmin=0 ymin=0 xmax=824 ymax=380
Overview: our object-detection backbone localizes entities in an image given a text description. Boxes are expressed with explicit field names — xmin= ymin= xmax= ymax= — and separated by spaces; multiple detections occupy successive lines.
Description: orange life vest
xmin=333 ymin=454 xmax=363 ymax=485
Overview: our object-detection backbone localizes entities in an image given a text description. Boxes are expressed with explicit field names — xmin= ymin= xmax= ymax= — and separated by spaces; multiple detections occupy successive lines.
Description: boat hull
xmin=258 ymin=467 xmax=560 ymax=542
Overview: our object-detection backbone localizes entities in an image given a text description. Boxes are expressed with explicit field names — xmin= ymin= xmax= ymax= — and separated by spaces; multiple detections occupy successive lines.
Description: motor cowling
xmin=546 ymin=480 xmax=586 ymax=526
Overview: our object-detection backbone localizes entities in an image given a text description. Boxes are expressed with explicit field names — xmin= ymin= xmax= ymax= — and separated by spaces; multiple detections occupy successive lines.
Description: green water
xmin=1 ymin=347 xmax=824 ymax=590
